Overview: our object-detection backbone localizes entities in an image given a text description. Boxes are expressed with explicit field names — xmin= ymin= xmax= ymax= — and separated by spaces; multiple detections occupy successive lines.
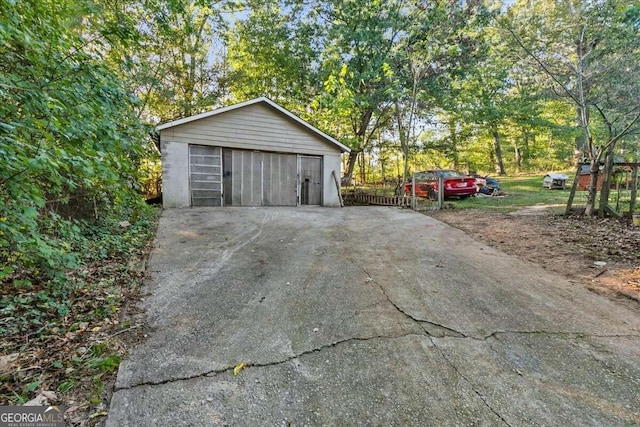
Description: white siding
xmin=160 ymin=101 xmax=345 ymax=208
xmin=160 ymin=103 xmax=339 ymax=156
xmin=322 ymin=154 xmax=342 ymax=207
xmin=162 ymin=141 xmax=190 ymax=208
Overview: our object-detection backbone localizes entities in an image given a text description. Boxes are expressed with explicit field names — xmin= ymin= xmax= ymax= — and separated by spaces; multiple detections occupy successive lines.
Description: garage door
xmin=229 ymin=150 xmax=297 ymax=206
xmin=262 ymin=152 xmax=298 ymax=206
xmin=300 ymin=156 xmax=322 ymax=205
xmin=189 ymin=145 xmax=222 ymax=206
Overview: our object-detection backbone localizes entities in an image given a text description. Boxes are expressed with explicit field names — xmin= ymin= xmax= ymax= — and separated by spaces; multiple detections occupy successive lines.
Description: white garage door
xmin=189 ymin=146 xmax=319 ymax=207
xmin=189 ymin=145 xmax=222 ymax=206
xmin=230 ymin=150 xmax=297 ymax=206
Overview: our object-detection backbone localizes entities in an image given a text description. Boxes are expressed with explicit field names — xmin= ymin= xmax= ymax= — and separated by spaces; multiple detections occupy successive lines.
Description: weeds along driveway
xmin=107 ymin=207 xmax=640 ymax=426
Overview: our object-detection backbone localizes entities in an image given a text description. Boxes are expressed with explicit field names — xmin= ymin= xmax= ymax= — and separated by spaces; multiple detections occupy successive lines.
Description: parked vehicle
xmin=405 ymin=170 xmax=478 ymax=200
xmin=477 ymin=175 xmax=501 ymax=195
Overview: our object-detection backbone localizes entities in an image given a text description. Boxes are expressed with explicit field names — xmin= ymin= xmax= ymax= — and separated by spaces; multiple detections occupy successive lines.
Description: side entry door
xmin=300 ymin=156 xmax=322 ymax=205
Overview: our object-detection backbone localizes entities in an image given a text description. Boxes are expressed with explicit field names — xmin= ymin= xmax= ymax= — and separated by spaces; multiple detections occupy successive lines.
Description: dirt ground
xmin=428 ymin=207 xmax=640 ymax=312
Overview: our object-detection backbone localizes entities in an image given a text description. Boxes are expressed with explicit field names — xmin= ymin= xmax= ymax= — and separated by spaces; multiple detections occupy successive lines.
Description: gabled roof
xmin=156 ymin=97 xmax=350 ymax=153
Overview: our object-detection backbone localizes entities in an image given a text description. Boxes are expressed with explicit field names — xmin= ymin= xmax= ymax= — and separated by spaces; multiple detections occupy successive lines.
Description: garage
xmin=157 ymin=97 xmax=349 ymax=208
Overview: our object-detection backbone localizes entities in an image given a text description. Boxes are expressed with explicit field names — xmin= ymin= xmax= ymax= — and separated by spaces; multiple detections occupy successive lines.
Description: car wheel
xmin=428 ymin=188 xmax=438 ymax=201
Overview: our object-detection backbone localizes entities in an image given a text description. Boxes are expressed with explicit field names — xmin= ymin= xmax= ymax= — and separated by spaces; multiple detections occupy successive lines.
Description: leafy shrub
xmin=0 ymin=0 xmax=157 ymax=336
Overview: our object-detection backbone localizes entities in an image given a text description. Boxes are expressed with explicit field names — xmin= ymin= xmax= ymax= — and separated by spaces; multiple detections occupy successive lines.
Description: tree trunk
xmin=490 ymin=123 xmax=506 ymax=175
xmin=584 ymin=139 xmax=602 ymax=217
xmin=515 ymin=146 xmax=521 ymax=174
xmin=402 ymin=145 xmax=409 ymax=192
xmin=343 ymin=110 xmax=374 ymax=183
xmin=344 ymin=151 xmax=359 ymax=182
xmin=575 ymin=106 xmax=589 ymax=152
xmin=598 ymin=145 xmax=615 ymax=217
xmin=584 ymin=159 xmax=600 ymax=217
xmin=524 ymin=132 xmax=532 ymax=165
xmin=449 ymin=118 xmax=459 ymax=171
xmin=398 ymin=125 xmax=409 ymax=188
xmin=395 ymin=104 xmax=410 ymax=188
xmin=488 ymin=143 xmax=495 ymax=170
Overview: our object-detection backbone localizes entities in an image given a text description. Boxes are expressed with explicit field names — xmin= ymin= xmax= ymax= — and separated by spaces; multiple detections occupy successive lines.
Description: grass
xmin=454 ymin=173 xmax=636 ymax=215
xmin=347 ymin=173 xmax=577 ymax=213
xmin=454 ymin=174 xmax=573 ymax=213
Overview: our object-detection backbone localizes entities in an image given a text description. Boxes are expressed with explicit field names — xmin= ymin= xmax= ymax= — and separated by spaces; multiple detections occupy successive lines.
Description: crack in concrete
xmin=352 ymin=259 xmax=467 ymax=338
xmin=351 ymin=258 xmax=640 ymax=343
xmin=348 ymin=258 xmax=513 ymax=425
xmin=428 ymin=335 xmax=512 ymax=426
xmin=483 ymin=330 xmax=640 ymax=340
xmin=115 ymin=332 xmax=424 ymax=391
xmin=349 ymin=258 xmax=640 ymax=426
xmin=119 ymin=251 xmax=638 ymax=426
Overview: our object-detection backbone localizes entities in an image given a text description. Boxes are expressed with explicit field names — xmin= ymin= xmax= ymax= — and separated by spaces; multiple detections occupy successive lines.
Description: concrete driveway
xmin=107 ymin=207 xmax=640 ymax=426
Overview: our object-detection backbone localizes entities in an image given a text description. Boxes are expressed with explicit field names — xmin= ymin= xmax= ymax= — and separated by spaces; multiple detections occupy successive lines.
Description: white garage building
xmin=157 ymin=97 xmax=349 ymax=208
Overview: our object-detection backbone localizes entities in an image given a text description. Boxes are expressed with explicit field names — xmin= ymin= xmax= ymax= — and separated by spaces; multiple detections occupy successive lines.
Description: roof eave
xmin=155 ymin=97 xmax=351 ymax=153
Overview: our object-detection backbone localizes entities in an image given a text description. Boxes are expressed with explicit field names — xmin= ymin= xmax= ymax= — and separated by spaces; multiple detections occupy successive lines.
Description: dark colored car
xmin=477 ymin=175 xmax=501 ymax=195
xmin=404 ymin=170 xmax=478 ymax=200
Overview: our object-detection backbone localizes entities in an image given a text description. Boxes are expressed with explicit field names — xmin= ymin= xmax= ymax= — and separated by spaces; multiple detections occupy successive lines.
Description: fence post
xmin=565 ymin=162 xmax=583 ymax=216
xmin=437 ymin=176 xmax=444 ymax=210
xmin=631 ymin=165 xmax=638 ymax=213
xmin=411 ymin=173 xmax=416 ymax=209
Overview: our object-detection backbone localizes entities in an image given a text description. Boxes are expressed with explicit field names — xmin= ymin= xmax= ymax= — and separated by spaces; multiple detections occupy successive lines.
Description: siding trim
xmin=156 ymin=97 xmax=350 ymax=153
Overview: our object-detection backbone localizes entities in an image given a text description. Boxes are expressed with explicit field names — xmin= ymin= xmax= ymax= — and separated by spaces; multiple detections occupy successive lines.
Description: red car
xmin=404 ymin=170 xmax=478 ymax=200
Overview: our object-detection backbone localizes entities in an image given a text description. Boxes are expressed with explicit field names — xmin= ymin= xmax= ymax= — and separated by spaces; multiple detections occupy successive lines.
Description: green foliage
xmin=57 ymin=379 xmax=77 ymax=393
xmin=225 ymin=0 xmax=320 ymax=109
xmin=0 ymin=0 xmax=156 ymax=336
xmin=100 ymin=0 xmax=226 ymax=121
xmin=1 ymin=205 xmax=159 ymax=407
xmin=88 ymin=343 xmax=122 ymax=373
xmin=0 ymin=207 xmax=159 ymax=337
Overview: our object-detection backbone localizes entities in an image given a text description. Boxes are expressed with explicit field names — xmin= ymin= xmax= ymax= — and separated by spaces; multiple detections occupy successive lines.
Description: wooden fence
xmin=342 ymin=177 xmax=444 ymax=210
xmin=350 ymin=193 xmax=413 ymax=208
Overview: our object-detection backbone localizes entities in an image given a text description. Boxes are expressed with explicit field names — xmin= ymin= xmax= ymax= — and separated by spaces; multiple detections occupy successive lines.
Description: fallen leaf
xmin=0 ymin=353 xmax=19 ymax=374
xmin=41 ymin=390 xmax=58 ymax=402
xmin=233 ymin=362 xmax=247 ymax=376
xmin=89 ymin=411 xmax=109 ymax=419
xmin=24 ymin=394 xmax=48 ymax=406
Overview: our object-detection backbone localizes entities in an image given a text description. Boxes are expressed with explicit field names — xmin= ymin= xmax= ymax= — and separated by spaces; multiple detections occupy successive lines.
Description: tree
xmin=506 ymin=0 xmax=640 ymax=216
xmin=451 ymin=14 xmax=530 ymax=176
xmin=225 ymin=0 xmax=322 ymax=110
xmin=389 ymin=1 xmax=495 ymax=184
xmin=99 ymin=0 xmax=226 ymax=123
xmin=313 ymin=0 xmax=405 ymax=181
xmin=0 ymin=0 xmax=150 ymax=283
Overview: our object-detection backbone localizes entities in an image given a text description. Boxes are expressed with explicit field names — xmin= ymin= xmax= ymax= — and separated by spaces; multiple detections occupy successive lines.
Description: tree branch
xmin=505 ymin=27 xmax=582 ymax=106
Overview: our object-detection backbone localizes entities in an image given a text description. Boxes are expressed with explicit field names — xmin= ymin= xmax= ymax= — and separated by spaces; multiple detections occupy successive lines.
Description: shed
xmin=157 ymin=97 xmax=350 ymax=208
